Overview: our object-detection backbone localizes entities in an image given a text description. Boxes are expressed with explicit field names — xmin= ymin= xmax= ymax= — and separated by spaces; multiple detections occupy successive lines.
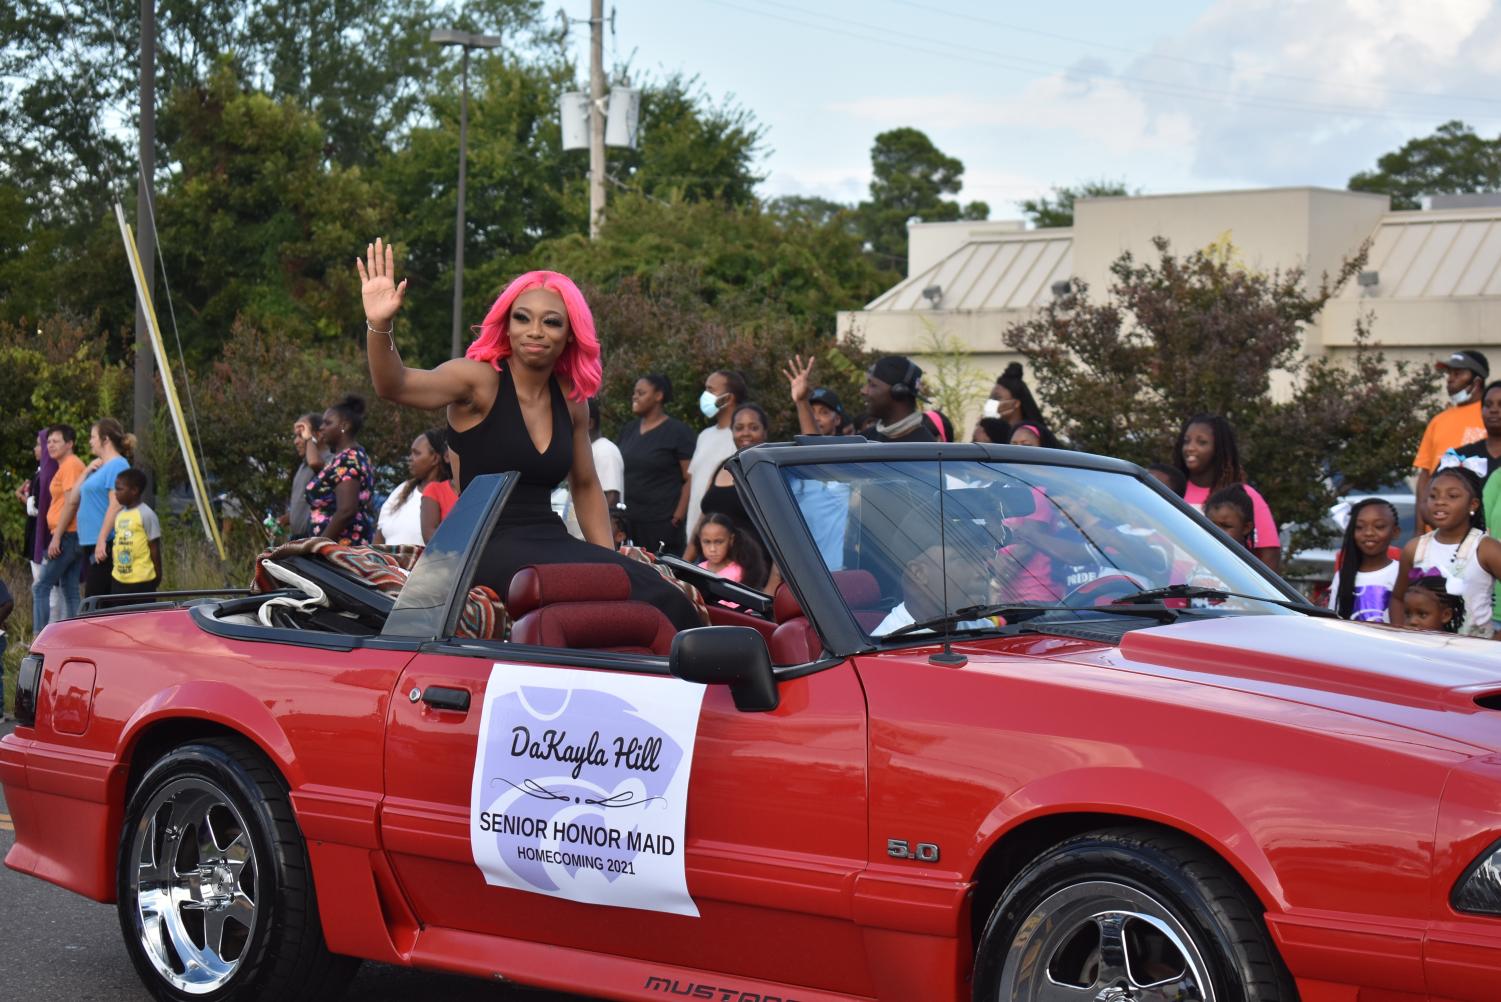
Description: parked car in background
xmin=1281 ymin=488 xmax=1417 ymax=604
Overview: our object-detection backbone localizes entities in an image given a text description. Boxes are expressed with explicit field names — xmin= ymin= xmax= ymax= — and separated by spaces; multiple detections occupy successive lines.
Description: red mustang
xmin=6 ymin=442 xmax=1501 ymax=1002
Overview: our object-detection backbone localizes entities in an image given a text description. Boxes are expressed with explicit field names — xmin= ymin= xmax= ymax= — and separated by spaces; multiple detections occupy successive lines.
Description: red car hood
xmin=1116 ymin=615 xmax=1501 ymax=712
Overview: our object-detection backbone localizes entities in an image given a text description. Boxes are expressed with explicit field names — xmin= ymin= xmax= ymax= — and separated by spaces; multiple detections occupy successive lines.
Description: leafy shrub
xmin=1004 ymin=238 xmax=1431 ymax=550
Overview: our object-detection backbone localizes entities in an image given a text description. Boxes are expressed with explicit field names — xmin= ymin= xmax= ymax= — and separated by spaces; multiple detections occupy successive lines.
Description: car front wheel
xmin=973 ymin=827 xmax=1295 ymax=1002
xmin=117 ymin=738 xmax=357 ymax=1002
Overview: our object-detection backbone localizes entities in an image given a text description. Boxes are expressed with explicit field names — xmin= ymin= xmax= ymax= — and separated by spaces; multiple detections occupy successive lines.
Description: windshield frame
xmin=731 ymin=441 xmax=1311 ymax=658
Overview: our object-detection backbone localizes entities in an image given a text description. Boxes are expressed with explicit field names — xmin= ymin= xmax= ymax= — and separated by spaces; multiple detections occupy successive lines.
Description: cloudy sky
xmin=546 ymin=0 xmax=1501 ymax=217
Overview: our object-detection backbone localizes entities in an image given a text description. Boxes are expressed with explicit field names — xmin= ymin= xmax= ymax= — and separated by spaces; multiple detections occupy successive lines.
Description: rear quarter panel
xmin=4 ymin=610 xmax=411 ymax=902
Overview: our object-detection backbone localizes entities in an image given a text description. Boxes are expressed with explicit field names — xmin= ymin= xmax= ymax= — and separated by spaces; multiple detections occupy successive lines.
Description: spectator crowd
xmin=10 ymin=336 xmax=1501 ymax=723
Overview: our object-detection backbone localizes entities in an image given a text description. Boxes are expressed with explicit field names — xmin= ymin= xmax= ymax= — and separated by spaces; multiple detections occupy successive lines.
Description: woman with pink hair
xmin=358 ymin=238 xmax=700 ymax=629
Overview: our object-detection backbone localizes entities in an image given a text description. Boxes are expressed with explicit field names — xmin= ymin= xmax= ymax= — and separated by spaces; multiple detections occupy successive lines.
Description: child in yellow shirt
xmin=111 ymin=469 xmax=162 ymax=594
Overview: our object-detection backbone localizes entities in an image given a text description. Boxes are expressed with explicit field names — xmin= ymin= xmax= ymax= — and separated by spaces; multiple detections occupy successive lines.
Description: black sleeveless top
xmin=448 ymin=362 xmax=572 ymax=523
xmin=700 ymin=463 xmax=766 ymax=554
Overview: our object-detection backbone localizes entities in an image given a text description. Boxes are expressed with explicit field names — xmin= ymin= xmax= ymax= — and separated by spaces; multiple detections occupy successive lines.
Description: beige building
xmin=837 ymin=186 xmax=1501 ymax=428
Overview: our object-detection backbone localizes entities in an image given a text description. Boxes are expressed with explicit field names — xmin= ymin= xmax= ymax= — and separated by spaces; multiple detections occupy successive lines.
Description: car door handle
xmin=420 ymin=686 xmax=471 ymax=712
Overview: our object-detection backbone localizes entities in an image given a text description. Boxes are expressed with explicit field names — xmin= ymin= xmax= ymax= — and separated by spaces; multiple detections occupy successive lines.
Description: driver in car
xmin=875 ymin=517 xmax=998 ymax=637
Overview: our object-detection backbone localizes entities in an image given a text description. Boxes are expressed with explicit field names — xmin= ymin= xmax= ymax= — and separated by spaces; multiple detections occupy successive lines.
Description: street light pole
xmin=431 ymin=28 xmax=502 ymax=360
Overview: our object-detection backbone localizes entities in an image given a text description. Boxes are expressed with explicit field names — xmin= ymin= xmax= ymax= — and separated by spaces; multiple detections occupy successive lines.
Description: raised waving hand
xmin=357 ymin=237 xmax=407 ymax=328
xmin=782 ymin=353 xmax=815 ymax=403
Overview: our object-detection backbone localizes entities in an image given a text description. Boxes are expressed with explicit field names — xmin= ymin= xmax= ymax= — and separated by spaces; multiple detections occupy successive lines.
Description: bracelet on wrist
xmin=366 ymin=320 xmax=396 ymax=351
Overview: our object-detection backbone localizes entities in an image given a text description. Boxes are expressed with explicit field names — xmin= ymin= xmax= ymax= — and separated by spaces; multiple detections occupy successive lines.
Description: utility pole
xmin=134 ymin=0 xmax=156 ymax=498
xmin=588 ymin=0 xmax=606 ymax=240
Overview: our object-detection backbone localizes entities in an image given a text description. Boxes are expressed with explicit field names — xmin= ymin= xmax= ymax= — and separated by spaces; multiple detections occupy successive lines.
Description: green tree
xmin=0 ymin=316 xmax=132 ymax=549
xmin=1003 ymin=238 xmax=1431 ymax=549
xmin=1020 ymin=179 xmax=1134 ymax=228
xmin=183 ymin=321 xmax=439 ymax=524
xmin=0 ymin=0 xmax=543 ymax=225
xmin=154 ymin=64 xmax=392 ymax=356
xmin=377 ymin=63 xmax=772 ymax=366
xmin=1349 ymin=120 xmax=1501 ymax=210
xmin=858 ymin=127 xmax=988 ymax=271
xmin=606 ymin=74 xmax=766 ymax=207
xmin=533 ymin=190 xmax=891 ymax=339
xmin=373 ymin=51 xmax=577 ymax=365
xmin=583 ymin=272 xmax=873 ymax=442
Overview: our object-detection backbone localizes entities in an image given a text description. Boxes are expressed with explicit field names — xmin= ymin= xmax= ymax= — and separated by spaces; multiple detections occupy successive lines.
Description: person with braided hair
xmin=1326 ymin=497 xmax=1401 ymax=623
xmin=1391 ymin=466 xmax=1501 ymax=637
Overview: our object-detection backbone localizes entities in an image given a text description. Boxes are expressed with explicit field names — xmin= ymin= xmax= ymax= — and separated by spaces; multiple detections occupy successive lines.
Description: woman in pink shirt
xmin=1173 ymin=414 xmax=1280 ymax=571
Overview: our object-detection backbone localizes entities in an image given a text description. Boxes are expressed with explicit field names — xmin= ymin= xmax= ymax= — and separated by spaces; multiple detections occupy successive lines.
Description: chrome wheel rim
xmin=998 ymin=880 xmax=1216 ymax=1002
xmin=129 ymin=776 xmax=258 ymax=995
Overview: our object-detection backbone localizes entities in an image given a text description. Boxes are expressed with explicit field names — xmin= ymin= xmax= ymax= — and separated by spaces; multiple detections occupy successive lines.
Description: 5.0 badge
xmin=886 ymin=839 xmax=940 ymax=863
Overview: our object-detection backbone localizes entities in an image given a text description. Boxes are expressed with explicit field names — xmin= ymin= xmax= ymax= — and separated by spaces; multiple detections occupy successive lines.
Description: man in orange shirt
xmin=1414 ymin=350 xmax=1489 ymax=527
xmin=31 ymin=424 xmax=87 ymax=634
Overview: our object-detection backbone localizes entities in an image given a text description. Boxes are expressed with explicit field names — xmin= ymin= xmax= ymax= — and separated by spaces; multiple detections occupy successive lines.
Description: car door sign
xmin=469 ymin=662 xmax=707 ymax=917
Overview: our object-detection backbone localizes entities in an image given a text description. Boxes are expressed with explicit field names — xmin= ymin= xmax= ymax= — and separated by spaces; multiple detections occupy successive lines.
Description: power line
xmin=880 ymin=0 xmax=1501 ymax=109
xmin=706 ymin=0 xmax=1489 ymax=125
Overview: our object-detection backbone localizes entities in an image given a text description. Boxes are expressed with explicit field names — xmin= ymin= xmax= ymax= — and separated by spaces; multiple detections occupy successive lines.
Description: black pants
xmin=111 ymin=579 xmax=160 ymax=596
xmin=84 ymin=554 xmax=115 ymax=598
xmin=629 ymin=517 xmax=686 ymax=558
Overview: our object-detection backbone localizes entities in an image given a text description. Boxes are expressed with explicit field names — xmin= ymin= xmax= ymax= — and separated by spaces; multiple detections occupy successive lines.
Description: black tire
xmin=972 ymin=827 xmax=1296 ymax=1002
xmin=116 ymin=737 xmax=359 ymax=1002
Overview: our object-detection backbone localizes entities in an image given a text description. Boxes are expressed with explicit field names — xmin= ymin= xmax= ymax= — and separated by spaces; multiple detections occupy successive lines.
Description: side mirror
xmin=669 ymin=626 xmax=780 ymax=713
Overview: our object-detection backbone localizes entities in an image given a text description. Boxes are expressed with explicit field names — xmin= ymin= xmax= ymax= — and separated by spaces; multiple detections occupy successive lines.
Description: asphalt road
xmin=0 ymin=720 xmax=598 ymax=1002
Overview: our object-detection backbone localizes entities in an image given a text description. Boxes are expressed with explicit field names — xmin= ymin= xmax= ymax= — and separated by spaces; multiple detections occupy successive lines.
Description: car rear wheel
xmin=117 ymin=738 xmax=358 ymax=1002
xmin=973 ymin=827 xmax=1295 ymax=1002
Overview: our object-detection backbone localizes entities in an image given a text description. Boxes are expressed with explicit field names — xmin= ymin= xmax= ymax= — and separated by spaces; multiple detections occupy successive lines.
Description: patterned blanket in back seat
xmin=254 ymin=538 xmax=509 ymax=639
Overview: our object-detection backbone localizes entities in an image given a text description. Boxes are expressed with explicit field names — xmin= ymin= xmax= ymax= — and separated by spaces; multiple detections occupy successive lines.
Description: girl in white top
xmin=1326 ymin=498 xmax=1400 ymax=623
xmin=375 ymin=429 xmax=450 ymax=546
xmin=1391 ymin=466 xmax=1501 ymax=639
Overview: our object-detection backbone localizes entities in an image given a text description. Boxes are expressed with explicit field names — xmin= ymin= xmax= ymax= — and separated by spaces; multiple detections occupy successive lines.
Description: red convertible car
xmin=6 ymin=441 xmax=1501 ymax=1002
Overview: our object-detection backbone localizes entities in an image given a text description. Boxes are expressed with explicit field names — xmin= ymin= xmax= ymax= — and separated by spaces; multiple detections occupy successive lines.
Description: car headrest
xmin=833 ymin=569 xmax=881 ymax=609
xmin=773 ymin=569 xmax=882 ymax=624
xmin=507 ymin=563 xmax=632 ymax=617
xmin=773 ymin=583 xmax=802 ymax=623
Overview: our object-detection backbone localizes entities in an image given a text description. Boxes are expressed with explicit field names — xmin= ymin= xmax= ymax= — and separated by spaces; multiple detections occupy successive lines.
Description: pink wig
xmin=466 ymin=271 xmax=602 ymax=402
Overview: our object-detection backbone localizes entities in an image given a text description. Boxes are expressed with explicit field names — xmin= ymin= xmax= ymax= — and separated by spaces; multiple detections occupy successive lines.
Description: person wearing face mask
xmin=984 ymin=363 xmax=1059 ymax=449
xmin=1414 ymin=350 xmax=1489 ymax=529
xmin=686 ymin=369 xmax=748 ymax=534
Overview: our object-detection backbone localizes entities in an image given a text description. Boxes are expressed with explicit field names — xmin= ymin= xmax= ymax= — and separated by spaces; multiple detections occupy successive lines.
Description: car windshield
xmin=781 ymin=459 xmax=1299 ymax=640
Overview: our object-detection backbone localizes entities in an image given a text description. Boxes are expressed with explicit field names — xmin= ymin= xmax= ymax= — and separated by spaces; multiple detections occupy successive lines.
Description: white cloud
xmin=1117 ymin=0 xmax=1501 ymax=184
xmin=743 ymin=0 xmax=1501 ymax=213
xmin=827 ymin=78 xmax=1196 ymax=160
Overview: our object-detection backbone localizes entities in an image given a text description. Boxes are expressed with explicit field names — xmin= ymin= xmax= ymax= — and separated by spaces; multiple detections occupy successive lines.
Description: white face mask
xmin=981 ymin=398 xmax=1003 ymax=420
xmin=1452 ymin=381 xmax=1478 ymax=406
xmin=699 ymin=390 xmax=726 ymax=419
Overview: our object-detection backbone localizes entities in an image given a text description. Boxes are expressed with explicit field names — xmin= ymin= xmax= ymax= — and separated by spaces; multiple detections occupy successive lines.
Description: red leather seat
xmin=508 ymin=564 xmax=677 ymax=656
xmin=769 ymin=570 xmax=884 ymax=666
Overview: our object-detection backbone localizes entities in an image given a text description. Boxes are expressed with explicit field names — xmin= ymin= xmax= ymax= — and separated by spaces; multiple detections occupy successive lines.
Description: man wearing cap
xmin=1414 ymin=350 xmax=1489 ymax=525
xmin=860 ymin=355 xmax=937 ymax=443
xmin=782 ymin=354 xmax=851 ymax=436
